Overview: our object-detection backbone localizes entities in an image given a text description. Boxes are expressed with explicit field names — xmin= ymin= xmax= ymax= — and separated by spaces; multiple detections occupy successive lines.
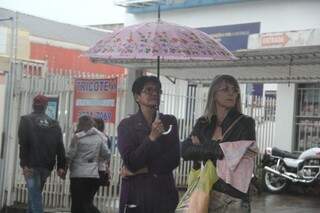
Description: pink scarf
xmin=216 ymin=140 xmax=258 ymax=193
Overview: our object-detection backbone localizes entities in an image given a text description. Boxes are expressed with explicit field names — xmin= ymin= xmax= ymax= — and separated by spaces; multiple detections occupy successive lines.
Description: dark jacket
xmin=181 ymin=108 xmax=255 ymax=200
xmin=18 ymin=112 xmax=66 ymax=171
xmin=117 ymin=110 xmax=180 ymax=213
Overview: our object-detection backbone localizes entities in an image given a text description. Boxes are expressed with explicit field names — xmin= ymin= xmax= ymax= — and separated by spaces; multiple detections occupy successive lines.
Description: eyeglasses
xmin=217 ymin=86 xmax=239 ymax=94
xmin=141 ymin=87 xmax=163 ymax=95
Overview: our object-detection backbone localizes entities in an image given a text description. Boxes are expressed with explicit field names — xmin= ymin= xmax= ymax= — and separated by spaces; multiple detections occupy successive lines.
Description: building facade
xmin=115 ymin=0 xmax=320 ymax=151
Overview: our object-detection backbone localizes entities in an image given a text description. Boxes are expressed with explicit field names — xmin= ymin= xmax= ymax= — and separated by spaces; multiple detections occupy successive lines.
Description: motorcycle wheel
xmin=263 ymin=163 xmax=288 ymax=193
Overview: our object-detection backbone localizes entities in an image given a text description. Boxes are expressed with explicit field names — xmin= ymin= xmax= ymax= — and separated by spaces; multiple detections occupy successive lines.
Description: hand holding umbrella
xmin=149 ymin=111 xmax=172 ymax=140
xmin=155 ymin=111 xmax=172 ymax=135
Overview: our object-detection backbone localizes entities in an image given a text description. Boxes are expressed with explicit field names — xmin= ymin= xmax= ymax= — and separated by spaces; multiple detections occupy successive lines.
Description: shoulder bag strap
xmin=221 ymin=115 xmax=244 ymax=140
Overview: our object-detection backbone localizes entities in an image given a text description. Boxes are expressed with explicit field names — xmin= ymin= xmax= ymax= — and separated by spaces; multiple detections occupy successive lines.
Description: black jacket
xmin=18 ymin=112 xmax=66 ymax=171
xmin=181 ymin=108 xmax=255 ymax=200
xmin=117 ymin=110 xmax=180 ymax=213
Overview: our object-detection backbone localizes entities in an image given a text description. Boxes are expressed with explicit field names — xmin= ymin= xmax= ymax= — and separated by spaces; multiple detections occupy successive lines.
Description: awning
xmin=111 ymin=45 xmax=320 ymax=83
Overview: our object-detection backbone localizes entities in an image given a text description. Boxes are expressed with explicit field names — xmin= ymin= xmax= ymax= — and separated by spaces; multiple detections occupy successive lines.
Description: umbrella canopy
xmin=86 ymin=21 xmax=237 ymax=64
xmin=86 ymin=20 xmax=237 ymax=135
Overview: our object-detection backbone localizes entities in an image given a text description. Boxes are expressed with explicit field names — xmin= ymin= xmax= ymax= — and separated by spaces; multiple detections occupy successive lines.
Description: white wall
xmin=264 ymin=84 xmax=277 ymax=91
xmin=125 ymin=0 xmax=320 ymax=33
xmin=274 ymin=83 xmax=296 ymax=151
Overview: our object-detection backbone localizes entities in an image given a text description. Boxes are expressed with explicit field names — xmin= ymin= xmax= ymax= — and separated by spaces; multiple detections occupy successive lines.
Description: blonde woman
xmin=181 ymin=75 xmax=257 ymax=213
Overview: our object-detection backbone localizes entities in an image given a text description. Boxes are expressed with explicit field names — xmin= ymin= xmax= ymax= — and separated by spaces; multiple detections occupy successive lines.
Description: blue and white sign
xmin=246 ymin=83 xmax=263 ymax=97
xmin=198 ymin=22 xmax=260 ymax=51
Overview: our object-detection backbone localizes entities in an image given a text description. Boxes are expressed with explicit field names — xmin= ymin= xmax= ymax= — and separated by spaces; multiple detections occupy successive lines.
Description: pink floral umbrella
xmin=86 ymin=21 xmax=237 ymax=73
xmin=86 ymin=20 xmax=236 ymax=134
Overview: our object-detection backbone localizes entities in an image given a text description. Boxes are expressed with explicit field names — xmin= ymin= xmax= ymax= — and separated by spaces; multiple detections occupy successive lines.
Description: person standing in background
xmin=94 ymin=118 xmax=112 ymax=150
xmin=67 ymin=115 xmax=110 ymax=213
xmin=94 ymin=117 xmax=112 ymax=187
xmin=18 ymin=94 xmax=67 ymax=213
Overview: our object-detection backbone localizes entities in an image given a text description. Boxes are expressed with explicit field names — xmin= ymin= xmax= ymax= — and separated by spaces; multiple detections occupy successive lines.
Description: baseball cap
xmin=33 ymin=95 xmax=49 ymax=106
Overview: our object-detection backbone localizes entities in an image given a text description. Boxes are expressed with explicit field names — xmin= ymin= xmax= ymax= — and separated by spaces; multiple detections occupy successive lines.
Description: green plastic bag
xmin=187 ymin=168 xmax=201 ymax=188
xmin=176 ymin=160 xmax=218 ymax=213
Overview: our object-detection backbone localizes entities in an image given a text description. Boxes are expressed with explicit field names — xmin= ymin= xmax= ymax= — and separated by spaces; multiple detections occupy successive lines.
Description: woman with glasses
xmin=117 ymin=76 xmax=180 ymax=213
xmin=181 ymin=75 xmax=257 ymax=213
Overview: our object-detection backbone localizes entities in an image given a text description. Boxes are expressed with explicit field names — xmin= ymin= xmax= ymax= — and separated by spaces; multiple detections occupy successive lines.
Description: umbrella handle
xmin=156 ymin=111 xmax=172 ymax=135
xmin=162 ymin=125 xmax=172 ymax=135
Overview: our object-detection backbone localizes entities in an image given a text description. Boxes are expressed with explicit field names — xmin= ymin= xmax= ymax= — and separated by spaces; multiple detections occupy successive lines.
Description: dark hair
xmin=93 ymin=118 xmax=112 ymax=149
xmin=131 ymin=76 xmax=161 ymax=95
xmin=76 ymin=115 xmax=94 ymax=132
xmin=94 ymin=118 xmax=105 ymax=132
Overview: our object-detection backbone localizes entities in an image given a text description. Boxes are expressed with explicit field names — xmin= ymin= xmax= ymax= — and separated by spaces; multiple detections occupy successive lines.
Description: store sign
xmin=261 ymin=34 xmax=289 ymax=46
xmin=248 ymin=29 xmax=320 ymax=49
xmin=73 ymin=78 xmax=117 ymax=123
xmin=198 ymin=22 xmax=260 ymax=51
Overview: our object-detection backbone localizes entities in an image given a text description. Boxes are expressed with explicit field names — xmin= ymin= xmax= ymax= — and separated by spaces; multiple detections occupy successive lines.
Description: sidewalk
xmin=3 ymin=193 xmax=320 ymax=213
xmin=252 ymin=193 xmax=320 ymax=213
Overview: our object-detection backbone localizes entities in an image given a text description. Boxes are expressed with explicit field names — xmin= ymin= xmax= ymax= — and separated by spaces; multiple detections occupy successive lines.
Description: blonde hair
xmin=203 ymin=75 xmax=242 ymax=121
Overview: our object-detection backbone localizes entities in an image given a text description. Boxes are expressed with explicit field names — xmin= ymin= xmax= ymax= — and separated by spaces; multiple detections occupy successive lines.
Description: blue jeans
xmin=25 ymin=168 xmax=50 ymax=213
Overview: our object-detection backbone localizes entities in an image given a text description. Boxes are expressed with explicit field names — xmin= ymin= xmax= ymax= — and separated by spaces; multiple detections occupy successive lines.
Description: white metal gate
xmin=2 ymin=60 xmax=128 ymax=212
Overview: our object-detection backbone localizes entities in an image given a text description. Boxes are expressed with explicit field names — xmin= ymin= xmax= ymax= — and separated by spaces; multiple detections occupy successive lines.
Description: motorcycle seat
xmin=272 ymin=147 xmax=300 ymax=159
xmin=283 ymin=158 xmax=304 ymax=168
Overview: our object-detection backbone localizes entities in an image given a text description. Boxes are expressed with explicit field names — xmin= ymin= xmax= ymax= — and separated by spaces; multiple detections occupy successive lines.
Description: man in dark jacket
xmin=18 ymin=95 xmax=67 ymax=213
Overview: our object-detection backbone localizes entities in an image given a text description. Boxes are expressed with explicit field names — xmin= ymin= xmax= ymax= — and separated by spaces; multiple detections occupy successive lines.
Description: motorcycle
xmin=262 ymin=147 xmax=320 ymax=193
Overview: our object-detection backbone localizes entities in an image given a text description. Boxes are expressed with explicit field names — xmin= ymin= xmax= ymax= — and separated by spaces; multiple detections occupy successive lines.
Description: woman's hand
xmin=120 ymin=166 xmax=134 ymax=177
xmin=191 ymin=135 xmax=201 ymax=145
xmin=149 ymin=118 xmax=165 ymax=141
xmin=120 ymin=166 xmax=148 ymax=177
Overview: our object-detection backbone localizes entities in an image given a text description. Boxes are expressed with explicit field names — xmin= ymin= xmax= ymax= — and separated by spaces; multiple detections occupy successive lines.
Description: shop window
xmin=265 ymin=90 xmax=276 ymax=121
xmin=295 ymin=83 xmax=320 ymax=151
